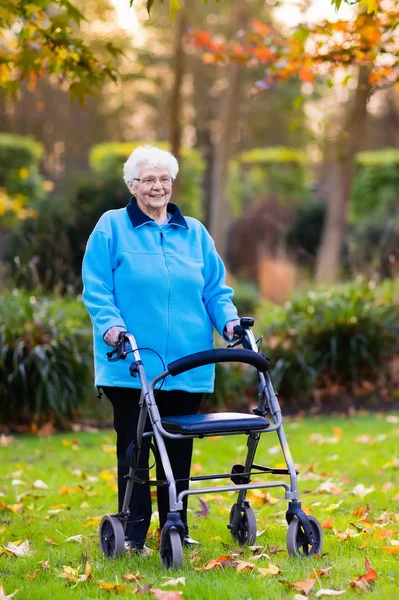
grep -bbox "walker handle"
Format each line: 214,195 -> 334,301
167,348 -> 270,377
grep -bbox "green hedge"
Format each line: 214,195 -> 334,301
89,141 -> 205,220
213,281 -> 399,411
228,146 -> 309,217
0,134 -> 45,222
0,290 -> 93,426
350,148 -> 399,224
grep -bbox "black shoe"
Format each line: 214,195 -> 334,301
183,535 -> 200,547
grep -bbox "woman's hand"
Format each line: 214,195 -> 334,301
104,326 -> 127,346
224,319 -> 241,340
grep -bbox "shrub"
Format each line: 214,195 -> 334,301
256,282 -> 399,410
345,221 -> 399,280
228,146 -> 309,217
0,133 -> 45,224
0,290 -> 93,427
350,148 -> 399,224
232,280 -> 260,316
286,202 -> 326,267
89,141 -> 205,220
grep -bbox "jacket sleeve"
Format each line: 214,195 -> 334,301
82,229 -> 126,338
202,242 -> 239,338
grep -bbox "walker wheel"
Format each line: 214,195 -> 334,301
160,527 -> 183,568
229,503 -> 257,546
99,515 -> 125,558
286,515 -> 323,557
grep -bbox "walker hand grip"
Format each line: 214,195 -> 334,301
167,349 -> 270,377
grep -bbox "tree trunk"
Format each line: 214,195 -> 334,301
208,3 -> 249,256
168,7 -> 187,203
315,65 -> 372,283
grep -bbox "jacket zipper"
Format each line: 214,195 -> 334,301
160,230 -> 171,378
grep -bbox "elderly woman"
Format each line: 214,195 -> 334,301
82,145 -> 239,552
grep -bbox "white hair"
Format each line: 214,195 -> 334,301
123,145 -> 179,187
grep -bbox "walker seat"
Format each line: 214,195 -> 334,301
161,412 -> 270,435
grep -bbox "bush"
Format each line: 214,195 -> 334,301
345,221 -> 399,280
232,280 -> 260,316
350,148 -> 399,224
0,290 -> 93,427
0,134 -> 45,224
286,202 -> 326,267
89,141 -> 205,220
228,146 -> 309,217
5,174 -> 129,292
256,282 -> 399,410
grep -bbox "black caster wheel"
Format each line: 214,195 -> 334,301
229,503 -> 257,546
160,527 -> 183,568
99,515 -> 125,558
286,515 -> 323,557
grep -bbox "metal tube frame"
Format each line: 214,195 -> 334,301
118,328 -> 299,531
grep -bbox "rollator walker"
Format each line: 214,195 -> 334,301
99,318 -> 323,567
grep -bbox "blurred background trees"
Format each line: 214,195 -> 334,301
1,0 -> 398,426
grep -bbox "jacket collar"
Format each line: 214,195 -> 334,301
126,197 -> 189,229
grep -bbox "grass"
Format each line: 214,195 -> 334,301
1,412 -> 399,599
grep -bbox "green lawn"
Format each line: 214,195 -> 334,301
1,413 -> 399,599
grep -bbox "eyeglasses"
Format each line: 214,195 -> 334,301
133,176 -> 172,187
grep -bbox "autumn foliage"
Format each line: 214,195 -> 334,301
188,2 -> 399,97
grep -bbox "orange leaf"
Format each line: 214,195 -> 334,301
321,517 -> 334,530
299,68 -> 314,83
381,546 -> 399,554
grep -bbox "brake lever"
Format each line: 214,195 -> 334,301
106,331 -> 129,361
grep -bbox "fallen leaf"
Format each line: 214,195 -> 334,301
96,582 -> 126,592
350,578 -> 370,591
26,570 -> 39,581
32,480 -> 48,490
66,535 -> 85,544
194,498 -> 209,517
123,571 -> 144,582
279,579 -> 315,595
4,540 -> 31,557
333,528 -> 361,542
151,590 -> 183,600
0,584 -> 18,599
350,558 -> 378,589
160,577 -> 185,587
380,546 -> 399,554
258,562 -> 282,576
309,567 -> 333,579
44,537 -> 58,545
267,545 -> 286,554
133,584 -> 154,595
7,503 -> 24,514
234,561 -> 255,573
352,505 -> 370,518
39,560 -> 50,569
352,484 -> 374,498
321,517 -> 334,530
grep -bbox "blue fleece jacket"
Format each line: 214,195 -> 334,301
82,200 -> 239,392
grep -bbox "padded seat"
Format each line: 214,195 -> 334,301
161,412 -> 270,435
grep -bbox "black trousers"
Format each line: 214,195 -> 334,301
103,386 -> 202,543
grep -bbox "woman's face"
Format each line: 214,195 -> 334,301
128,165 -> 172,214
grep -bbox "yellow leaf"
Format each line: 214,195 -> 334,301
169,0 -> 181,20
258,562 -> 282,576
359,0 -> 379,14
